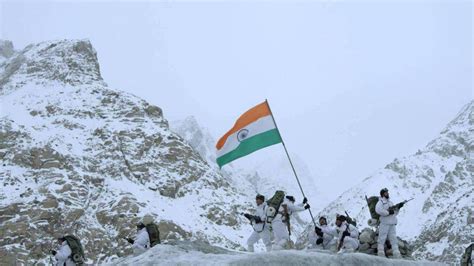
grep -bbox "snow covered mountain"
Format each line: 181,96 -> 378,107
171,116 -> 218,165
0,39 -> 256,264
1,38 -> 469,265
307,100 -> 473,264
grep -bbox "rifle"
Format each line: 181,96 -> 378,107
388,198 -> 414,212
337,224 -> 350,251
241,212 -> 262,224
344,211 -> 356,226
282,204 -> 291,236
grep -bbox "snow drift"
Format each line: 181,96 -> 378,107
108,240 -> 443,266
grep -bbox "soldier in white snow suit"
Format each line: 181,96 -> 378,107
375,188 -> 402,258
335,215 -> 359,253
244,194 -> 272,252
51,236 -> 75,266
308,216 -> 337,251
127,216 -> 152,255
272,195 -> 309,250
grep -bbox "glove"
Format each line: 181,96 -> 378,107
244,213 -> 252,220
398,202 -> 405,208
51,250 -> 57,256
316,238 -> 324,245
315,228 -> 323,237
388,209 -> 395,215
342,231 -> 350,237
127,237 -> 135,244
304,204 -> 310,210
302,197 -> 308,204
254,216 -> 263,224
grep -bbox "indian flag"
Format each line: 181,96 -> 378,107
216,101 -> 282,168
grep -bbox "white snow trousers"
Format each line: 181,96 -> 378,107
340,236 -> 359,252
247,228 -> 272,252
272,220 -> 290,250
378,223 -> 400,256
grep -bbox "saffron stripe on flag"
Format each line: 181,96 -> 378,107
216,115 -> 276,157
216,101 -> 271,150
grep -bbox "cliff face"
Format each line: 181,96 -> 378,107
0,39 -> 252,264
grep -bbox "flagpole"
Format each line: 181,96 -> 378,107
265,99 -> 318,229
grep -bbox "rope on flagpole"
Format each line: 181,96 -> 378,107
265,99 -> 318,229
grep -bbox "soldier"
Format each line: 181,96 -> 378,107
243,194 -> 272,252
50,235 -> 85,266
308,216 -> 337,251
126,215 -> 160,255
335,215 -> 359,253
272,196 -> 309,250
375,188 -> 402,258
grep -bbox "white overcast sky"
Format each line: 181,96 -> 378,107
1,1 -> 472,196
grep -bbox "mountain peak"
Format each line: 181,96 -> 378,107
426,100 -> 473,158
0,40 -> 15,59
0,39 -> 104,94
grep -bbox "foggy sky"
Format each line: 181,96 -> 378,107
1,1 -> 472,196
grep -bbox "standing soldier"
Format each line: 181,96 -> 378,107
243,194 -> 272,252
375,188 -> 402,258
272,195 -> 309,250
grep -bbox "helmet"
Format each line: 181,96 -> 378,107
256,194 -> 265,201
142,215 -> 154,225
380,188 -> 389,196
336,214 -> 346,222
319,216 -> 327,225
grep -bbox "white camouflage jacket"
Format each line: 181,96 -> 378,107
375,197 -> 398,225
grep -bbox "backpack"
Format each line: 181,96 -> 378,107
64,235 -> 85,265
265,190 -> 285,223
145,223 -> 161,247
366,196 -> 380,220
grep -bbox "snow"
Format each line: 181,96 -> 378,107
107,241 -> 443,266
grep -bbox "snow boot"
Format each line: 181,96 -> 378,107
392,250 -> 402,259
247,245 -> 254,252
265,244 -> 272,252
377,244 -> 385,257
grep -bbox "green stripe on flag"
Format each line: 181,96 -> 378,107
217,128 -> 282,168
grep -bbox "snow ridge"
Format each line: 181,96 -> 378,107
308,101 -> 473,264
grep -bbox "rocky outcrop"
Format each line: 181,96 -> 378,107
357,228 -> 411,258
0,39 -> 252,264
0,39 -> 103,92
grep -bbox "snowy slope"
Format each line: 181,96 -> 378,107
0,39 -> 255,264
304,101 -> 473,264
108,240 -> 443,266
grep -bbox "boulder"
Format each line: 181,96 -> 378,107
359,228 -> 376,244
357,227 -> 412,258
